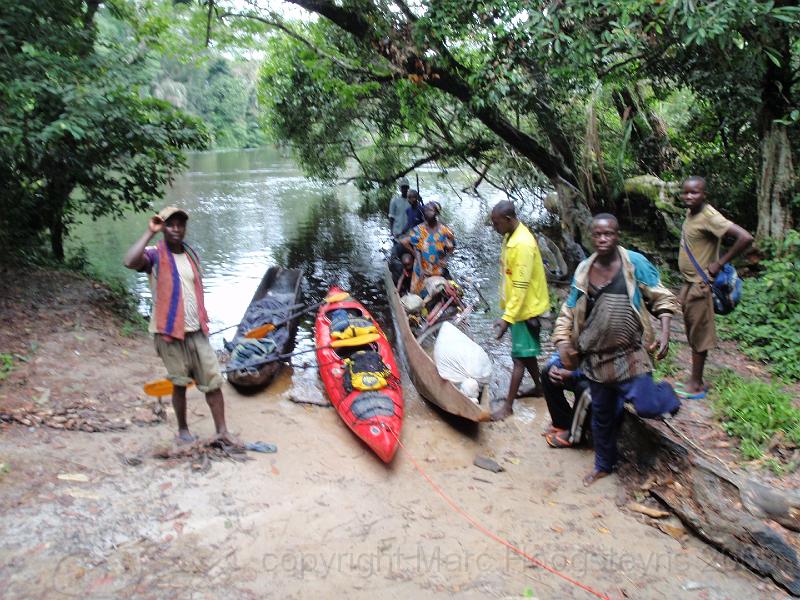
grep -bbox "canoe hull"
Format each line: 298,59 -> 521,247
227,266 -> 303,391
383,266 -> 490,422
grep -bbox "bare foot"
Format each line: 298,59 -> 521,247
491,402 -> 514,421
175,430 -> 197,445
583,469 -> 610,487
516,386 -> 543,399
213,431 -> 243,449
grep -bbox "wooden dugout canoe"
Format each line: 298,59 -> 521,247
383,265 -> 491,422
226,266 -> 303,391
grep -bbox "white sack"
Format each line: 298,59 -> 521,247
458,378 -> 480,404
433,322 -> 492,389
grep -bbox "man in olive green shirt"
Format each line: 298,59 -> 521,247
678,177 -> 752,397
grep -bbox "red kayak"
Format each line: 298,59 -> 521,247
315,287 -> 403,462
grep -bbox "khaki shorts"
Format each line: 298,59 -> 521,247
154,331 -> 223,393
679,282 -> 716,353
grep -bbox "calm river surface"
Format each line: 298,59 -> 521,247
69,147 -> 537,404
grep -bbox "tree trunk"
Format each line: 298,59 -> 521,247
43,169 -> 72,262
756,25 -> 795,243
756,121 -> 795,242
553,178 -> 594,267
50,215 -> 64,261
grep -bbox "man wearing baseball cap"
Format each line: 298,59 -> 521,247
124,206 -> 238,446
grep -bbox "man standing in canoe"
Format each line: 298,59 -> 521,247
402,189 -> 425,235
124,206 -> 238,445
388,176 -> 410,239
490,200 -> 550,421
388,177 -> 411,284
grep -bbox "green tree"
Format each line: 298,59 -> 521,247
212,0 -> 799,255
0,1 -> 208,260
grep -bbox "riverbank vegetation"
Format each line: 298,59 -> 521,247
3,1 -> 798,264
718,230 -> 800,381
1,2 -> 798,385
712,369 -> 800,472
0,1 -> 208,261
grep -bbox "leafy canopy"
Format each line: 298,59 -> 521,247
0,0 -> 208,258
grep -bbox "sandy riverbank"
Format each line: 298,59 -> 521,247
0,268 -> 782,599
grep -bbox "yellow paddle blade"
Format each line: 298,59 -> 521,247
244,323 -> 275,339
325,291 -> 350,303
143,379 -> 194,397
330,332 -> 381,348
242,292 -> 348,339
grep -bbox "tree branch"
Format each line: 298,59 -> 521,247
285,0 -> 578,186
219,11 -> 396,81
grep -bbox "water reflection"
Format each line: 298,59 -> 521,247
68,147 -> 541,405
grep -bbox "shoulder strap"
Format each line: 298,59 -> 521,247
681,228 -> 709,285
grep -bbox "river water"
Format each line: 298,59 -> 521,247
69,147 -> 541,406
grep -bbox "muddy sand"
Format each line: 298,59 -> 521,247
0,269 -> 786,599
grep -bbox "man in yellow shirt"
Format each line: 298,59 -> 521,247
490,201 -> 550,420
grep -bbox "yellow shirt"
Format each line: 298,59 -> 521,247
500,223 -> 549,323
679,204 -> 733,283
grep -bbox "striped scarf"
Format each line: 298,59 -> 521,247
153,240 -> 209,339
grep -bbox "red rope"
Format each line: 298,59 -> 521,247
384,425 -> 610,600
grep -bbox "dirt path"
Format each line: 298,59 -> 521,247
0,269 -> 786,599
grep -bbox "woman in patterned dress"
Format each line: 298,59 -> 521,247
399,202 -> 455,295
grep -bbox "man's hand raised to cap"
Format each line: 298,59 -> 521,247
148,216 -> 164,235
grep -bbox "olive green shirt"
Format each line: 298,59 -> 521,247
679,204 -> 733,283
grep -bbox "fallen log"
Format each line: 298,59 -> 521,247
618,410 -> 800,596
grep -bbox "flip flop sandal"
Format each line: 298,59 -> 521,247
545,429 -> 572,448
674,382 -> 710,392
541,425 -> 566,437
676,389 -> 707,400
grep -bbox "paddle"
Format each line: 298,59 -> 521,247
143,379 -> 194,397
463,277 -> 491,313
225,332 -> 381,373
242,291 -> 351,339
207,303 -> 306,337
420,296 -> 454,332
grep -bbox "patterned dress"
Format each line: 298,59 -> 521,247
407,223 -> 455,295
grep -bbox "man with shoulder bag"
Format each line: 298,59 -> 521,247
678,176 -> 753,399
